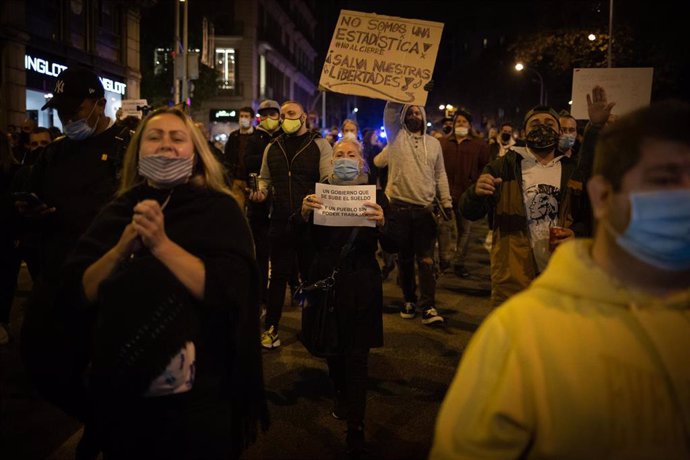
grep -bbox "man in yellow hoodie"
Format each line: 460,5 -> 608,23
430,99 -> 690,459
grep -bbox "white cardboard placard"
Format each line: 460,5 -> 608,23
571,67 -> 653,120
313,183 -> 376,228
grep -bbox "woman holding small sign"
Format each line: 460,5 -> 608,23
298,137 -> 386,456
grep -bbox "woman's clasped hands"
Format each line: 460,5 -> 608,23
114,199 -> 170,260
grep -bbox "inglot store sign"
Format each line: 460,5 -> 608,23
25,54 -> 127,96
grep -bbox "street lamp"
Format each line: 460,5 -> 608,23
515,62 -> 545,105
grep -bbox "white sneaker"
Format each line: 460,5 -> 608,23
261,326 -> 281,349
0,324 -> 9,345
400,302 -> 416,319
422,307 -> 445,326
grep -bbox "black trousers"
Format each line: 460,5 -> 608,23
386,203 -> 437,309
327,350 -> 370,427
248,215 -> 270,305
0,241 -> 19,323
265,220 -> 313,331
95,387 -> 238,460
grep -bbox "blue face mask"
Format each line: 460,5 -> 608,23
612,189 -> 690,271
333,158 -> 360,181
64,103 -> 98,141
558,134 -> 576,151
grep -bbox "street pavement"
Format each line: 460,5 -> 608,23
0,218 -> 493,460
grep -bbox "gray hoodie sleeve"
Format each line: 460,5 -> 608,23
315,138 -> 333,182
373,146 -> 389,168
384,101 -> 404,145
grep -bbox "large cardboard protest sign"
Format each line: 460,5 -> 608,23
319,10 -> 444,106
313,183 -> 377,228
570,68 -> 653,119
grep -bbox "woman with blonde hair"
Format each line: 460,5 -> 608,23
299,137 -> 386,455
62,107 -> 268,458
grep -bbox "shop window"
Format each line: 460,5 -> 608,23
216,48 -> 236,90
69,0 -> 87,50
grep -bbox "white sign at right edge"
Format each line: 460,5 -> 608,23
570,68 -> 653,120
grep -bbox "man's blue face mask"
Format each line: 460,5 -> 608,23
63,103 -> 98,141
611,189 -> 690,271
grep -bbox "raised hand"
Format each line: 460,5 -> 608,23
586,85 -> 616,126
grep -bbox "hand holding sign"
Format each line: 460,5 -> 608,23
313,183 -> 377,227
362,201 -> 385,227
302,194 -> 324,219
319,10 -> 443,106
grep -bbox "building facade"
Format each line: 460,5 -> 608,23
0,0 -> 142,131
195,0 -> 319,144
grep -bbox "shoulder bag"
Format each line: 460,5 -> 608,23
295,227 -> 359,358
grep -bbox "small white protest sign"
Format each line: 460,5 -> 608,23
319,10 -> 444,106
313,183 -> 376,228
571,68 -> 653,119
119,99 -> 149,119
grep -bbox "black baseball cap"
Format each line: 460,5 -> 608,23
41,67 -> 105,112
454,108 -> 473,124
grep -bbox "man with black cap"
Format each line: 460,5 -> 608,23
243,99 -> 283,314
459,105 -> 582,306
438,108 -> 489,277
18,67 -> 131,440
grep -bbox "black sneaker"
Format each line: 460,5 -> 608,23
422,307 -> 445,326
439,259 -> 451,273
454,265 -> 470,278
400,302 -> 416,319
346,424 -> 366,456
332,390 -> 347,420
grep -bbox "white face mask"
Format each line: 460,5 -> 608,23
342,132 -> 357,141
239,118 -> 251,129
138,155 -> 194,187
455,127 -> 469,137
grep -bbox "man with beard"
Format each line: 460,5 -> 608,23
249,100 -> 332,349
374,100 -> 452,325
459,106 -> 581,306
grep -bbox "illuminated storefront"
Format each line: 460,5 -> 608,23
24,51 -> 127,130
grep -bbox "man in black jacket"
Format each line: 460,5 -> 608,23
249,100 -> 332,349
243,99 -> 282,314
18,67 -> 131,452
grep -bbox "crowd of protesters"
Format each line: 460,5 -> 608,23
1,65 -> 689,459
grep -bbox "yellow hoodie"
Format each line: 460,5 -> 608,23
430,239 -> 690,460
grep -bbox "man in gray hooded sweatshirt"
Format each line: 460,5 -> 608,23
374,101 -> 452,325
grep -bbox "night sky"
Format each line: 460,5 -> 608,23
139,1 -> 688,132
319,0 -> 689,131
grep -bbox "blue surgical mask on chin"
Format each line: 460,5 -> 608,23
558,134 -> 576,151
333,158 -> 360,181
609,189 -> 690,271
64,104 -> 98,141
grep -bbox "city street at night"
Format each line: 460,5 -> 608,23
2,1 -> 689,458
